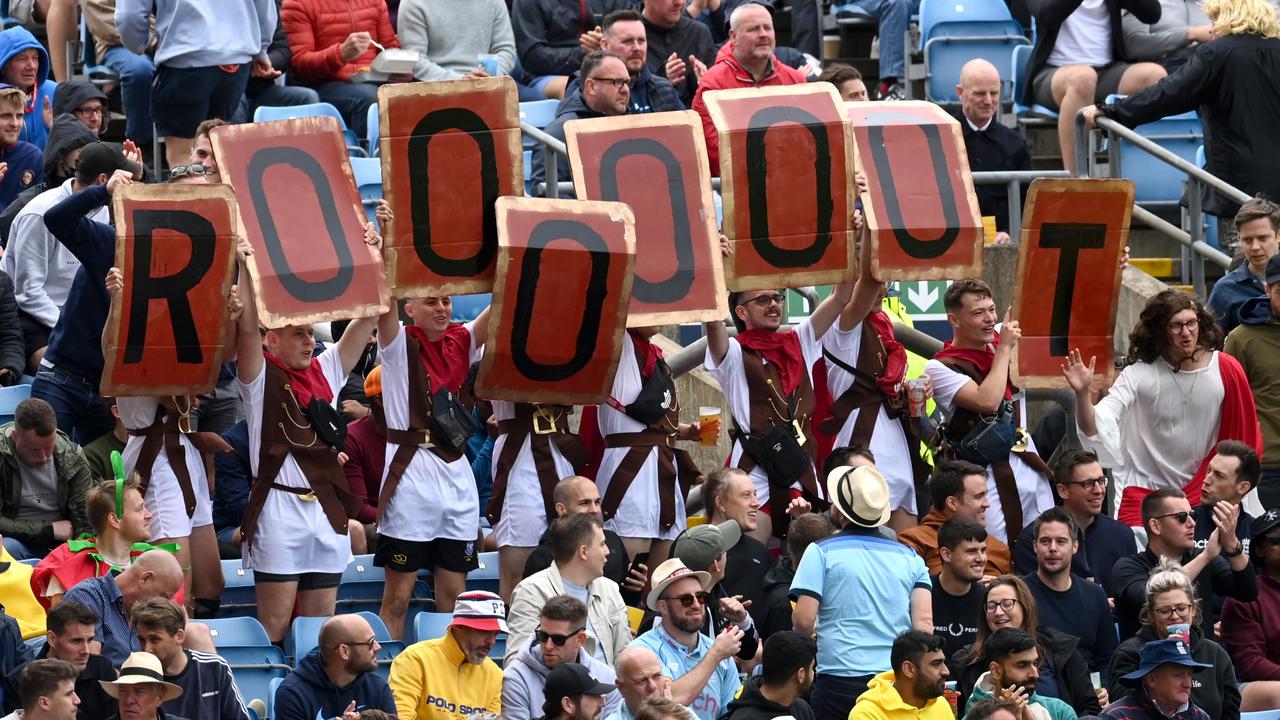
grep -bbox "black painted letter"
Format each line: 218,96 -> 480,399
1040,222 -> 1107,356
510,220 -> 609,381
745,107 -> 833,268
867,123 -> 960,259
124,209 -> 217,364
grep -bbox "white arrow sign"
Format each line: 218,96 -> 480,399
906,281 -> 940,312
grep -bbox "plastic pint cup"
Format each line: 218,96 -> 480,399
699,407 -> 721,446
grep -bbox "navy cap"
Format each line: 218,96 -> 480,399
542,663 -> 616,718
1265,255 -> 1280,286
1119,640 -> 1212,686
1253,508 -> 1280,541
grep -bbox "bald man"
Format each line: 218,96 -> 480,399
954,58 -> 1030,245
274,614 -> 397,720
61,550 -> 185,666
522,477 -> 645,598
608,647 -> 682,720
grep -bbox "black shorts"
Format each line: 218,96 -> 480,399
17,310 -> 47,367
151,64 -> 250,139
374,535 -> 479,574
253,570 -> 342,591
1031,61 -> 1133,110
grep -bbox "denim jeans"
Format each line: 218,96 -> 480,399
30,368 -> 114,445
316,81 -> 380,139
831,0 -> 921,79
101,46 -> 155,143
2,536 -> 33,561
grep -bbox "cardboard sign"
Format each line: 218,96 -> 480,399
211,117 -> 390,327
1012,178 -> 1135,389
847,101 -> 984,281
378,78 -> 522,298
703,85 -> 855,291
565,111 -> 726,326
101,184 -> 238,396
477,196 -> 636,404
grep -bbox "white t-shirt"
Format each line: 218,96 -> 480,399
377,327 -> 480,543
823,322 -> 918,514
490,399 -> 579,547
596,332 -> 687,541
705,320 -> 823,505
1048,0 -> 1113,67
1078,352 -> 1224,505
925,358 -> 1054,543
118,396 -> 212,539
239,349 -> 350,574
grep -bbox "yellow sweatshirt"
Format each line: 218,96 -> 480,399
389,629 -> 503,720
848,671 -> 956,720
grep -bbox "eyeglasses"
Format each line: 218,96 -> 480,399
169,164 -> 207,179
342,636 -> 378,649
589,76 -> 631,88
74,105 -> 104,117
1167,318 -> 1199,333
1063,476 -> 1108,491
740,293 -> 785,309
1153,603 -> 1194,619
535,627 -> 586,646
1154,511 -> 1194,525
984,598 -> 1019,614
661,591 -> 711,608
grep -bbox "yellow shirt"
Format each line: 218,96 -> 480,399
849,671 -> 955,720
389,629 -> 503,720
0,549 -> 45,639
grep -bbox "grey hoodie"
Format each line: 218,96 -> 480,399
501,639 -> 622,720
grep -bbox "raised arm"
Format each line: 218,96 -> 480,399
235,247 -> 264,384
951,308 -> 1020,415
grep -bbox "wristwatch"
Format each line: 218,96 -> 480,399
1222,541 -> 1244,558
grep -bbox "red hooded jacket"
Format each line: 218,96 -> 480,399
691,43 -> 806,173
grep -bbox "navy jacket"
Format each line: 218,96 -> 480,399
273,649 -> 396,720
0,141 -> 42,211
1208,264 -> 1266,335
41,183 -> 114,382
212,420 -> 251,532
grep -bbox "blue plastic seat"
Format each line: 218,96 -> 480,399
230,663 -> 290,715
206,617 -> 273,648
413,611 -> 453,643
337,556 -> 434,636
467,551 -> 499,594
367,103 -> 381,156
218,561 -> 257,619
519,99 -> 559,130
253,103 -> 368,157
349,157 -> 383,222
0,384 -> 31,426
1011,43 -> 1058,119
79,15 -> 119,87
1242,712 -> 1280,720
267,676 -> 285,720
1104,94 -> 1202,206
451,294 -> 492,322
287,616 -> 327,662
918,0 -> 1027,104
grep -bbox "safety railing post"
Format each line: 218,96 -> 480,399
1188,178 -> 1206,297
543,142 -> 559,199
1073,110 -> 1091,178
1007,179 -> 1021,236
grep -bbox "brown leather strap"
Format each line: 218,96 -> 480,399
128,403 -> 232,518
486,405 -> 587,526
599,430 -> 697,532
991,458 -> 1023,540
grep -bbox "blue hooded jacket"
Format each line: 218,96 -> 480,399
0,27 -> 57,151
273,648 -> 396,720
1237,294 -> 1275,327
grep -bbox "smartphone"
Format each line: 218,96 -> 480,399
630,552 -> 650,573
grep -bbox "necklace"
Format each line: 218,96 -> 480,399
1169,364 -> 1205,407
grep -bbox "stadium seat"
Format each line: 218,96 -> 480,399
467,551 -> 500,594
218,561 -> 258,619
451,294 -> 492,322
287,616 -> 327,663
349,157 -> 383,223
253,103 -> 368,157
78,15 -> 119,88
0,384 -> 31,426
367,103 -> 380,155
413,611 -> 454,643
206,617 -> 273,648
1011,43 -> 1058,120
919,0 -> 1028,103
337,556 -> 435,637
229,660 -> 289,718
1242,712 -> 1280,720
523,148 -> 534,196
519,99 -> 559,131
1104,94 -> 1202,206
267,676 -> 285,720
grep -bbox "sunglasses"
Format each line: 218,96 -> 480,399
1155,511 -> 1194,525
535,627 -> 585,646
661,591 -> 711,608
169,163 -> 207,179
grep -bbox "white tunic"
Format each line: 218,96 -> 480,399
491,400 -> 579,547
823,322 -> 918,514
239,349 -> 349,574
597,333 -> 687,541
1078,352 -> 1223,505
377,328 -> 480,543
705,319 -> 822,506
925,359 -> 1054,543
118,396 -> 213,540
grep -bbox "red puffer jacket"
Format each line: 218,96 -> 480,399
281,0 -> 399,84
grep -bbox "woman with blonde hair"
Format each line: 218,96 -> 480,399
1107,559 -> 1242,720
1083,0 -> 1280,231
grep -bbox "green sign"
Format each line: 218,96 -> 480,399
894,280 -> 950,320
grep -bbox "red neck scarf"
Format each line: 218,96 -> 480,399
933,333 -> 1013,401
628,329 -> 664,379
404,324 -> 472,393
264,353 -> 333,407
737,329 -> 805,396
864,311 -> 908,396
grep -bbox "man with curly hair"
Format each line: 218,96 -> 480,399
1062,289 -> 1262,527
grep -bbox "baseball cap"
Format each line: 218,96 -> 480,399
541,662 -> 616,718
76,141 -> 141,181
1265,255 -> 1280,286
1118,639 -> 1212,686
450,590 -> 509,633
672,520 -> 741,572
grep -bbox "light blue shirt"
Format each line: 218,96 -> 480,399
630,622 -> 741,720
115,0 -> 274,67
562,577 -> 607,663
790,527 -> 931,677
